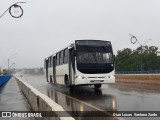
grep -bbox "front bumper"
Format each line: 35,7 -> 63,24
74,75 -> 115,85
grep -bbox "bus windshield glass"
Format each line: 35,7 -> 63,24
76,46 -> 114,64
75,40 -> 114,74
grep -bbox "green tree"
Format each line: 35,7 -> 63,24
115,46 -> 160,72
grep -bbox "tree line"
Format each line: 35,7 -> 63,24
115,46 -> 160,72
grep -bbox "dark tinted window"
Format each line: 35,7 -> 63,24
64,49 -> 68,64
60,51 -> 64,65
56,53 -> 60,66
50,57 -> 53,67
48,57 -> 50,67
64,49 -> 69,56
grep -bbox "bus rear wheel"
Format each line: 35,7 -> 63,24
94,84 -> 101,89
64,74 -> 69,87
69,85 -> 74,92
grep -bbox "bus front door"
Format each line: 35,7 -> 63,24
69,49 -> 75,85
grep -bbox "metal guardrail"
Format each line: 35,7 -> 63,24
115,70 -> 160,74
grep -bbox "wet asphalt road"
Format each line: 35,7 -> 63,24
21,74 -> 160,120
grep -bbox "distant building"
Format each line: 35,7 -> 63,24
0,67 -> 4,75
23,68 -> 44,75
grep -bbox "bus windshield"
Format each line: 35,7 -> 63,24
76,46 -> 114,64
76,45 -> 114,74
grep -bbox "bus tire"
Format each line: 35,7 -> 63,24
64,74 -> 69,87
69,85 -> 74,92
94,84 -> 101,89
50,75 -> 52,83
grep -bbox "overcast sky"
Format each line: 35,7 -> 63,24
0,0 -> 160,68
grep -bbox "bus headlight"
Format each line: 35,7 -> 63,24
75,76 -> 85,79
110,75 -> 115,78
106,75 -> 115,79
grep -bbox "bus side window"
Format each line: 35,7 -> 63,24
50,57 -> 53,67
48,57 -> 50,67
64,49 -> 68,64
56,53 -> 59,66
60,50 -> 64,65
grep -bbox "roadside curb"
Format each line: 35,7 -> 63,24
14,74 -> 75,120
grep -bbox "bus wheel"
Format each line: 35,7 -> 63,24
94,84 -> 101,89
64,74 -> 69,87
50,75 -> 52,83
69,85 -> 74,92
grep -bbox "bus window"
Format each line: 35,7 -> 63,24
64,49 -> 68,64
48,57 -> 50,67
50,57 -> 53,67
56,53 -> 60,66
60,50 -> 64,65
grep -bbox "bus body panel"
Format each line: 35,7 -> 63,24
45,64 -> 115,86
74,69 -> 115,85
74,56 -> 115,85
46,64 -> 69,85
55,64 -> 69,85
56,64 -> 69,76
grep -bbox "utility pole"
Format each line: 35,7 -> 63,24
0,2 -> 26,19
8,53 -> 17,70
129,34 -> 151,71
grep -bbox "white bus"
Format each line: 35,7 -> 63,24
44,40 -> 115,90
